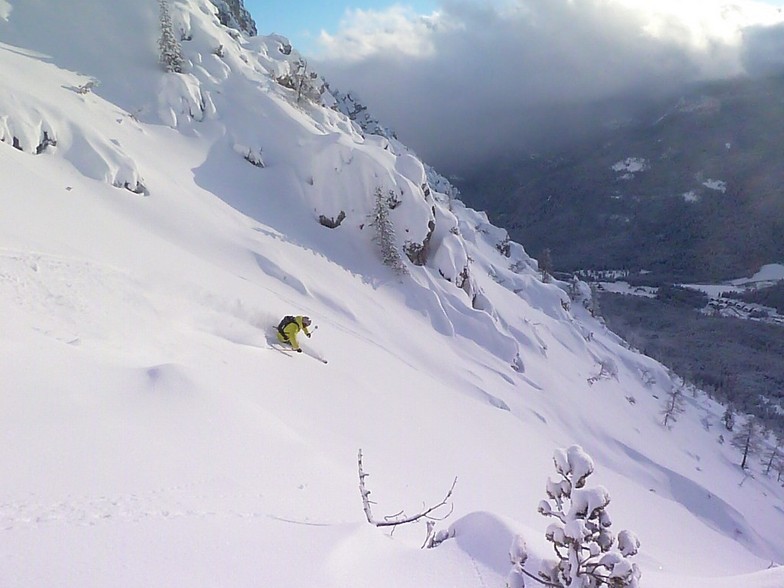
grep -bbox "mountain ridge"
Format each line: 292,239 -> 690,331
457,75 -> 784,282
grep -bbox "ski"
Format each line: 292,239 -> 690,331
268,343 -> 327,364
306,352 -> 328,364
269,345 -> 293,357
268,322 -> 326,363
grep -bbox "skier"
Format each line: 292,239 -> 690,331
276,315 -> 312,352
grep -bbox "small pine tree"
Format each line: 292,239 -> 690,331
369,187 -> 407,275
159,0 -> 185,73
508,445 -> 641,588
586,284 -> 602,318
731,417 -> 762,470
722,406 -> 735,431
567,276 -> 581,302
661,385 -> 685,429
538,248 -> 553,283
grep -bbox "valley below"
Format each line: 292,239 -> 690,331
589,264 -> 784,430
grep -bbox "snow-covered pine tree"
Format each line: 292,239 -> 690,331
722,406 -> 735,431
369,187 -> 407,275
159,0 -> 185,73
508,445 -> 641,588
731,417 -> 762,469
567,276 -> 581,302
585,284 -> 602,318
538,248 -> 553,283
661,385 -> 685,429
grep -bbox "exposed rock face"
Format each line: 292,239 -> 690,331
319,211 -> 346,229
210,0 -> 257,36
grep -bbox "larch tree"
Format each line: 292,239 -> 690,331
731,417 -> 762,470
661,385 -> 686,429
761,432 -> 783,476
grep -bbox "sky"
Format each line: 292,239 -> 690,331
242,1 -> 784,176
245,0 -> 438,52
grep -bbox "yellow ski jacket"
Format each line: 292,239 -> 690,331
276,315 -> 311,350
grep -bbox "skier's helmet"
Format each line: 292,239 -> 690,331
302,316 -> 312,327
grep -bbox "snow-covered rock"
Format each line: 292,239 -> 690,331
612,157 -> 649,175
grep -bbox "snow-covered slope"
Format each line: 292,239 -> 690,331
1,2 -> 782,587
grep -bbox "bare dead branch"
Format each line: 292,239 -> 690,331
424,502 -> 454,521
383,509 -> 405,522
357,449 -> 457,528
358,448 -> 375,525
421,520 -> 454,549
421,520 -> 437,549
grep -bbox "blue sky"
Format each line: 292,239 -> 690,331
243,1 -> 438,54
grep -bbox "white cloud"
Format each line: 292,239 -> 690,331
317,5 -> 455,62
314,0 -> 784,174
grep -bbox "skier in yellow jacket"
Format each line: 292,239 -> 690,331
276,315 -> 312,352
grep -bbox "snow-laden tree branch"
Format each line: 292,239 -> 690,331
275,58 -> 323,104
587,358 -> 618,385
507,445 -> 641,588
357,449 -> 456,535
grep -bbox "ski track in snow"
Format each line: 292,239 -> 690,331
0,488 -> 227,530
0,486 -> 342,531
0,250 -> 156,343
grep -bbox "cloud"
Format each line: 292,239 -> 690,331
317,5 -> 451,61
314,0 -> 784,175
742,22 -> 784,74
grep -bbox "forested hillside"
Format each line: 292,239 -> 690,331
458,75 -> 784,282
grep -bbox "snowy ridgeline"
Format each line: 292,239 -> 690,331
0,0 -> 554,370
1,1 -> 784,587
